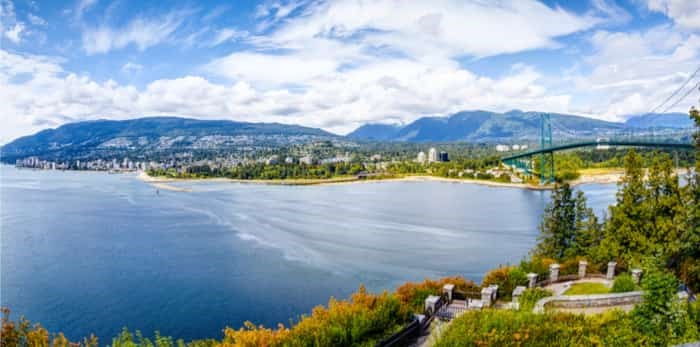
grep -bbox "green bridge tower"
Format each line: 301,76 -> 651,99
540,114 -> 554,184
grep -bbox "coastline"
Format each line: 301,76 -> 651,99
569,168 -> 690,187
136,170 -> 632,191
135,170 -> 550,190
137,167 -> 691,191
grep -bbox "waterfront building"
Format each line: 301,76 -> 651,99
300,156 -> 313,165
439,151 -> 449,162
417,151 -> 426,164
428,147 -> 438,163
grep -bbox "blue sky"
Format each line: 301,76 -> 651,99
1,0 -> 700,143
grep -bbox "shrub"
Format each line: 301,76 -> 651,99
611,274 -> 636,293
519,256 -> 556,282
633,267 -> 681,345
555,170 -> 580,182
481,265 -> 527,300
434,309 -> 644,347
395,276 -> 479,313
221,285 -> 405,347
1,308 -> 99,347
517,288 -> 552,312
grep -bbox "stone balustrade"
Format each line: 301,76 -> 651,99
578,260 -> 588,278
532,291 -> 643,313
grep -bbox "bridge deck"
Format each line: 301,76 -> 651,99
502,140 -> 693,161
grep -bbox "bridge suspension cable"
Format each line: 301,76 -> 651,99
648,64 -> 700,114
659,80 -> 700,114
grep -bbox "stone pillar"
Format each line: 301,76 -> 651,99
607,262 -> 617,280
512,286 -> 526,310
425,295 -> 440,314
549,263 -> 560,283
527,273 -> 538,288
631,269 -> 642,284
481,287 -> 493,307
489,284 -> 499,302
578,260 -> 588,278
443,283 -> 455,303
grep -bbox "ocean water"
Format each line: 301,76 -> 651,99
0,166 -> 617,341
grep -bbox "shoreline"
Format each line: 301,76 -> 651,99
136,170 -> 637,191
5,165 -> 669,191
5,165 -> 665,191
135,171 -> 550,190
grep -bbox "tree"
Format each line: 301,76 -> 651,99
570,190 -> 602,257
681,107 -> 700,290
536,183 -> 577,260
604,149 -> 652,262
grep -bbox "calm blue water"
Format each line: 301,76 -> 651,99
0,166 -> 617,341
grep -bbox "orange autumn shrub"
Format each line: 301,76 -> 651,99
219,322 -> 290,347
519,256 -> 556,280
0,308 -> 98,347
481,266 -> 527,300
396,276 -> 479,313
218,285 -> 404,347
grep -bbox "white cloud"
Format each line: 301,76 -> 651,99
208,28 -> 248,46
0,48 -> 574,143
205,52 -> 341,85
121,62 -> 143,74
27,13 -> 47,26
4,22 -> 23,43
253,0 -> 600,59
1,0 -> 23,44
81,11 -> 186,54
75,0 -> 98,19
572,25 -> 700,120
646,0 -> 700,30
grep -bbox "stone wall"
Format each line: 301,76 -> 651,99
533,291 -> 643,313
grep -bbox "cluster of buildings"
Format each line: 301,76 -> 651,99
495,144 -> 529,152
262,152 -> 352,166
416,147 -> 449,164
16,156 -> 155,171
14,151 -> 383,173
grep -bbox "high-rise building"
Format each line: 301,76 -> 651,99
417,151 -> 426,164
439,151 -> 449,162
428,147 -> 438,163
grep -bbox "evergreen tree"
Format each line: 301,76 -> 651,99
536,183 -> 577,260
570,190 -> 602,258
681,107 -> 700,290
605,149 -> 652,262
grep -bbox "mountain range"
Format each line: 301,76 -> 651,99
348,110 -> 691,142
0,117 -> 338,162
1,111 -> 692,162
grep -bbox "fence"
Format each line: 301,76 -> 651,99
374,295 -> 447,347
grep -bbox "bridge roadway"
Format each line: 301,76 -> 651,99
501,140 -> 694,162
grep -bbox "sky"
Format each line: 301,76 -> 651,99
1,0 -> 700,143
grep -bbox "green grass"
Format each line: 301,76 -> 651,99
563,282 -> 610,295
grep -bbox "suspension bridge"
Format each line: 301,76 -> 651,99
501,113 -> 695,184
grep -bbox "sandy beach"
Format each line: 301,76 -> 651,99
136,167 -> 692,192
136,171 -> 576,191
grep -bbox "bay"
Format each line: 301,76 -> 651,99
0,166 -> 617,341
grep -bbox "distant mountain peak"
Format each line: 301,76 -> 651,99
348,110 -> 626,142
